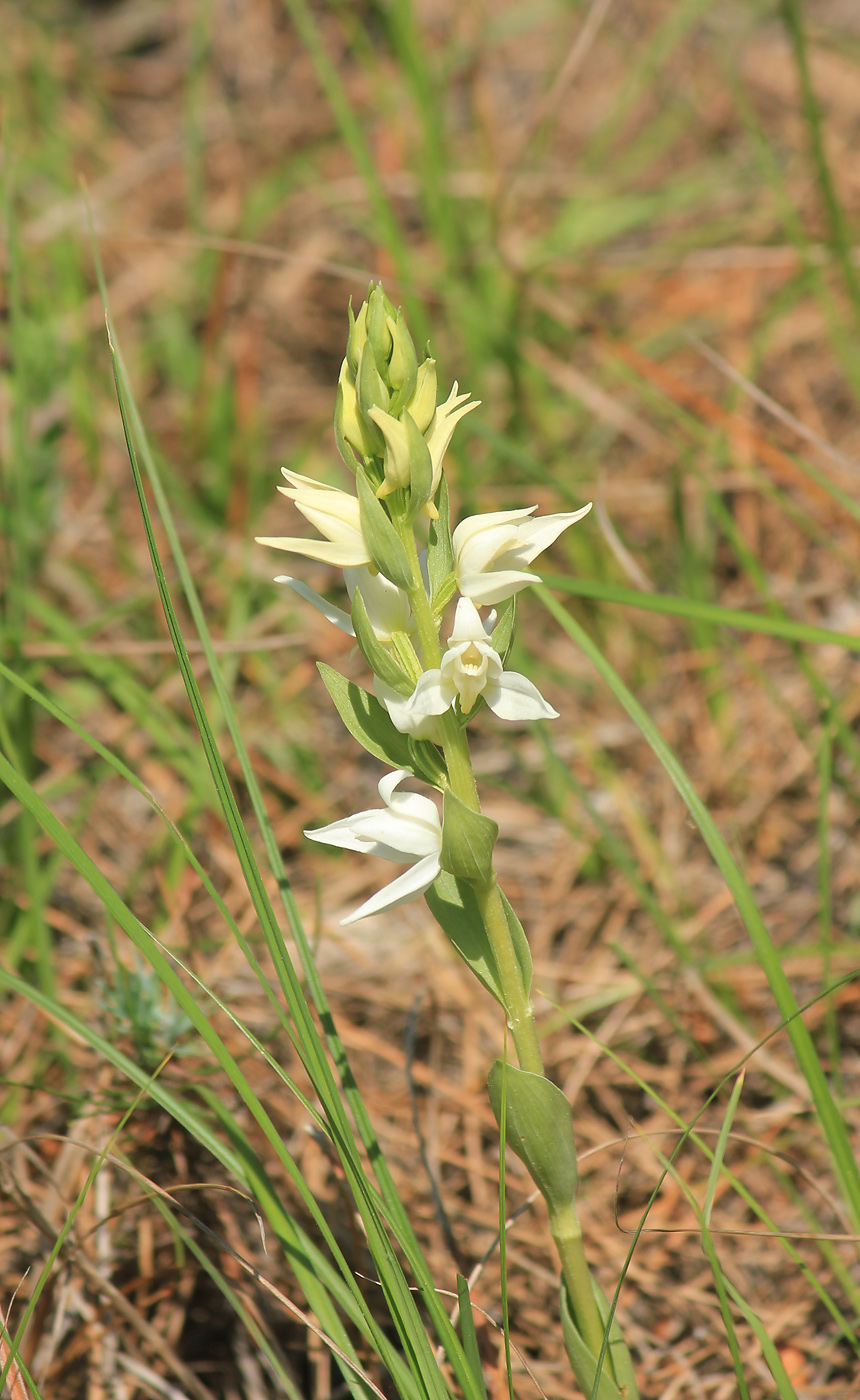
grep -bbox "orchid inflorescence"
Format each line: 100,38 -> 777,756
257,286 -> 639,1398
257,284 -> 591,927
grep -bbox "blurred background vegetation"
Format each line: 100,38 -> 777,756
3,0 -> 860,1396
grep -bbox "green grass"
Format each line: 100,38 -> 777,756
3,2 -> 860,1396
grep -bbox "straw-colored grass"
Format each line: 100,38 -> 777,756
2,1 -> 860,1396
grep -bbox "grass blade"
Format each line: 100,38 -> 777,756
535,582 -> 860,1231
541,574 -> 860,653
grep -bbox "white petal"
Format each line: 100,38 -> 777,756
453,519 -> 523,576
485,671 -> 559,721
452,507 -> 536,556
345,567 -> 412,642
304,810 -> 389,855
377,768 -> 410,806
386,799 -> 442,852
375,679 -> 443,739
426,398 -> 480,457
256,535 -> 371,568
448,596 -> 489,643
274,577 -> 354,635
514,504 -> 593,564
280,468 -> 347,495
306,808 -> 433,864
406,670 -> 455,717
340,854 -> 441,925
456,566 -> 539,606
289,495 -> 363,539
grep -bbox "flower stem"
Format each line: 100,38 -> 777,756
397,522 -> 480,811
550,1202 -> 615,1377
394,515 -> 616,1387
475,877 -> 543,1076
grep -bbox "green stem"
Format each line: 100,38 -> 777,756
396,517 -> 541,1069
550,1203 -> 616,1380
396,520 -> 480,810
476,878 -> 543,1076
394,513 -> 617,1380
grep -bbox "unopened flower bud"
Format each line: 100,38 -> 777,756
406,358 -> 437,434
366,285 -> 393,372
368,407 -> 411,494
368,409 -> 432,514
335,359 -> 369,460
356,343 -> 390,457
386,310 -> 418,393
346,299 -> 368,377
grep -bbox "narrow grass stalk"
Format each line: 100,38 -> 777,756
780,0 -> 860,334
100,320 -> 483,1397
536,582 -> 860,1232
541,574 -> 860,653
553,1003 -> 860,1367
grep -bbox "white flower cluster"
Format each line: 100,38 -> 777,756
256,287 -> 591,922
258,485 -> 590,729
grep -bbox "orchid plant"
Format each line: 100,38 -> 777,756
258,286 -> 638,1399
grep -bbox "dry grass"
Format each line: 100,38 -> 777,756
3,1 -> 860,1396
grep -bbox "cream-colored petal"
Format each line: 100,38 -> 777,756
339,853 -> 441,925
485,671 -> 559,721
274,576 -> 354,635
256,534 -> 371,567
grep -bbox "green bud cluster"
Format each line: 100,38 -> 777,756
335,284 -> 440,524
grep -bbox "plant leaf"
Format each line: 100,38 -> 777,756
487,1063 -> 578,1212
318,664 -> 414,769
428,474 -> 454,596
355,466 -> 413,589
425,872 -> 532,1005
351,588 -> 413,695
440,789 -> 498,882
455,1276 -> 488,1400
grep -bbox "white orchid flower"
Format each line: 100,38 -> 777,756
453,503 -> 593,606
273,565 -> 413,646
406,597 -> 559,722
425,382 -> 481,496
305,770 -> 442,925
374,677 -> 443,741
256,468 -> 371,569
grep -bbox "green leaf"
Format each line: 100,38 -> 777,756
722,1277 -> 799,1399
440,789 -> 498,882
318,664 -> 414,770
387,308 -> 419,414
355,467 -> 414,589
455,1276 -> 488,1400
356,342 -> 388,455
428,474 -> 454,598
559,1281 -> 626,1400
425,872 -> 531,1005
490,595 -> 517,666
351,588 -> 413,695
487,1063 -> 577,1212
366,285 -> 392,375
407,736 -> 448,789
403,411 -> 434,520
